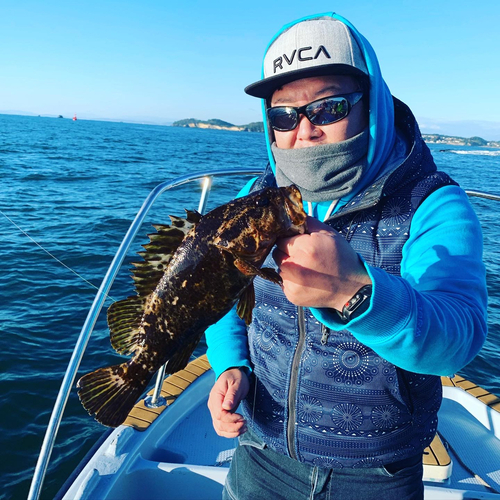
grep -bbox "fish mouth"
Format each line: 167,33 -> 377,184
281,185 -> 307,234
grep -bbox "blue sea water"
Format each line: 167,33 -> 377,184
0,113 -> 499,499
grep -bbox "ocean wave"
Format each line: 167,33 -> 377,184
442,149 -> 500,156
21,173 -> 51,181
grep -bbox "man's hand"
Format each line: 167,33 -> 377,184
208,367 -> 250,438
273,216 -> 371,310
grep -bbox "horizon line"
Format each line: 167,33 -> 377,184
1,111 -> 499,142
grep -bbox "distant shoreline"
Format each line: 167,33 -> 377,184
2,112 -> 499,147
173,118 -> 500,147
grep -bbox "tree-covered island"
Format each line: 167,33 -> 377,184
172,118 -> 264,132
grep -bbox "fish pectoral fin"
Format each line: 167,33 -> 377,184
237,284 -> 255,325
258,267 -> 283,285
216,245 -> 283,285
107,295 -> 147,355
232,256 -> 260,276
232,256 -> 283,285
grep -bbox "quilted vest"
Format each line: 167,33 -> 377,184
240,99 -> 458,468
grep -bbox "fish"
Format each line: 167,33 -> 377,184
77,185 -> 307,427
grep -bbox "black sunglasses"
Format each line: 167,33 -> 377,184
267,92 -> 364,132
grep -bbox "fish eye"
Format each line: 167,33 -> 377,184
256,197 -> 270,207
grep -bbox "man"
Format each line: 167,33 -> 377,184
206,13 -> 487,500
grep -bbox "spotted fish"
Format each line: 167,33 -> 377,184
77,185 -> 307,427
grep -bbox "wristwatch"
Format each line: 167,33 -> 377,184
337,285 -> 372,323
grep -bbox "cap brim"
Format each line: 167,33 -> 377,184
244,64 -> 367,99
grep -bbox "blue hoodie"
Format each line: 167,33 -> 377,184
205,13 -> 487,379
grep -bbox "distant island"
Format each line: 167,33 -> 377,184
172,119 -> 499,147
172,118 -> 264,133
422,134 -> 500,148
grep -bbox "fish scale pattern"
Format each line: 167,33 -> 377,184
241,100 -> 458,467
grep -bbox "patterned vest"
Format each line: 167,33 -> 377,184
240,99 -> 458,467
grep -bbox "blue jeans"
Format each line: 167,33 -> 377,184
222,431 -> 423,500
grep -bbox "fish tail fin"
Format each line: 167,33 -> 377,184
77,361 -> 153,427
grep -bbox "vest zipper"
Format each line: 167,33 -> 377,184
287,305 -> 306,461
320,324 -> 330,345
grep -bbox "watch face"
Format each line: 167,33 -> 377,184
342,285 -> 372,322
348,294 -> 363,310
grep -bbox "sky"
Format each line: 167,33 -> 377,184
1,0 -> 500,139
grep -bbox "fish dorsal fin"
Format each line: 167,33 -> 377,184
109,211 -> 201,354
108,211 -> 200,355
107,295 -> 147,355
184,209 -> 202,224
130,212 -> 199,297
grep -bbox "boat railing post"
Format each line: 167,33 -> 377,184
198,176 -> 213,214
145,362 -> 168,408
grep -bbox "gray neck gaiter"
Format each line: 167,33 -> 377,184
272,128 -> 369,202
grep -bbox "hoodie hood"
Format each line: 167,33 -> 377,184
250,13 -> 396,206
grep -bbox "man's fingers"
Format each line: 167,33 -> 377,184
207,368 -> 250,438
215,420 -> 248,438
212,409 -> 247,437
207,389 -> 225,416
218,409 -> 246,424
305,215 -> 333,233
275,236 -> 294,254
222,388 -> 240,411
272,246 -> 288,267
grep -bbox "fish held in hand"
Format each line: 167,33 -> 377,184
77,185 -> 307,427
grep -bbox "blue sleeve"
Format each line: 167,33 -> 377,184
205,307 -> 252,379
204,177 -> 259,378
311,185 -> 488,376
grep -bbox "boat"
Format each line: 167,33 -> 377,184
28,170 -> 500,500
73,114 -> 77,121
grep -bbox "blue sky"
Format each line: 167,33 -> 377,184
1,1 -> 499,139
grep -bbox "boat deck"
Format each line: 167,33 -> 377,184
60,356 -> 500,499
123,356 -> 213,431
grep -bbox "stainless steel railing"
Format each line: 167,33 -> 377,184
27,168 -> 263,500
465,190 -> 500,201
28,169 -> 500,500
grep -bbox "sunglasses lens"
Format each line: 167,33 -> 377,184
307,97 -> 349,126
268,94 -> 359,131
268,107 -> 298,131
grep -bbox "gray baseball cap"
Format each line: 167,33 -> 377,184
245,17 -> 368,99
